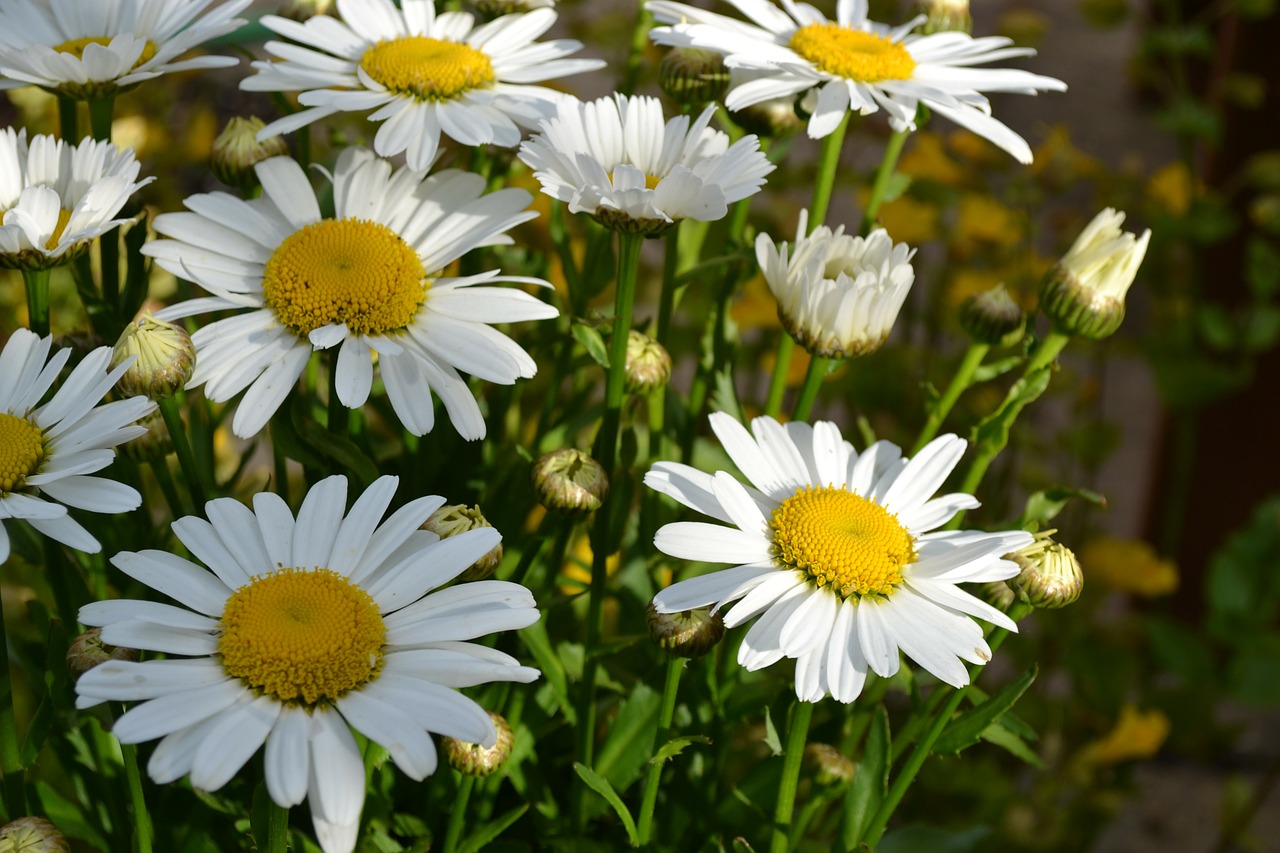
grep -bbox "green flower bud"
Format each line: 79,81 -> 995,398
0,817 -> 69,853
119,409 -> 173,463
111,314 -> 194,400
442,711 -> 513,777
917,0 -> 972,34
1039,208 -> 1150,339
1006,531 -> 1084,609
659,48 -> 730,108
803,743 -> 855,786
210,117 -> 289,190
959,283 -> 1025,347
625,330 -> 672,395
531,449 -> 609,513
66,627 -> 139,680
424,504 -> 503,581
646,603 -> 725,658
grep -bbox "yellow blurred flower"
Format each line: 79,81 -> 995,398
1078,705 -> 1171,767
954,194 -> 1023,249
945,268 -> 1003,309
899,132 -> 969,187
948,129 -> 1009,170
1030,126 -> 1102,185
878,195 -> 940,244
730,272 -> 782,331
1148,161 -> 1194,217
1081,537 -> 1179,596
560,532 -> 621,595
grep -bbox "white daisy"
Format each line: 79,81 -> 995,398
756,208 -> 914,358
518,93 -> 774,235
75,474 -> 541,853
647,413 -> 1034,703
241,0 -> 605,171
0,0 -> 251,100
0,128 -> 152,270
145,147 -> 557,440
0,329 -> 154,563
647,0 -> 1067,163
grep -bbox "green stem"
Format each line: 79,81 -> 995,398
21,268 -> 51,338
622,4 -> 653,96
87,96 -> 114,141
87,97 -> 119,321
763,335 -> 796,419
792,356 -> 833,422
442,775 -> 476,853
656,228 -> 680,347
809,113 -> 850,230
636,657 -> 686,846
912,343 -> 990,455
115,705 -> 153,853
57,97 -> 78,141
771,701 -> 815,853
265,800 -> 290,853
0,586 -> 29,817
148,459 -> 185,522
861,129 -> 909,235
157,396 -> 207,512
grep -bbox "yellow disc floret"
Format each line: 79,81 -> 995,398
770,486 -> 915,599
218,568 -> 386,705
0,412 -> 45,494
54,36 -> 158,68
45,208 -> 72,251
360,36 -> 496,101
788,24 -> 916,83
261,217 -> 427,337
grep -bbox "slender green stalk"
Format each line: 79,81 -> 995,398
21,267 -> 51,337
0,587 -> 29,817
792,356 -> 833,422
860,129 -> 909,235
87,97 -> 120,319
636,658 -> 686,845
115,705 -> 153,853
272,443 -> 292,506
622,5 -> 653,95
809,113 -> 850,231
148,459 -> 186,521
771,701 -> 815,853
265,800 -> 290,853
912,343 -> 991,454
157,396 -> 207,511
442,775 -> 476,853
763,335 -> 796,419
656,228 -> 680,347
57,96 -> 78,141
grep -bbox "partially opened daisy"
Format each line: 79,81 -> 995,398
0,0 -> 251,100
145,147 -> 556,440
242,0 -> 604,171
0,329 -> 154,563
647,413 -> 1033,702
757,208 -> 914,358
518,93 -> 774,235
647,0 -> 1067,163
0,128 -> 152,270
75,474 -> 541,853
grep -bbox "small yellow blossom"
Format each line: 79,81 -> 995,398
953,194 -> 1023,249
1147,161 -> 1194,217
899,132 -> 969,187
1077,705 -> 1171,767
1081,537 -> 1179,596
878,195 -> 940,244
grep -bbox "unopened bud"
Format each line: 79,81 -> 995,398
210,117 -> 289,190
66,627 -> 139,680
423,504 -> 503,581
959,284 -> 1025,347
804,743 -> 855,786
0,817 -> 69,853
111,314 -> 194,400
918,0 -> 972,34
119,409 -> 173,462
1006,531 -> 1084,609
659,48 -> 730,108
442,711 -> 513,776
646,603 -> 725,658
1040,208 -> 1150,339
977,579 -> 1016,611
531,449 -> 609,513
625,331 -> 672,395
471,0 -> 553,17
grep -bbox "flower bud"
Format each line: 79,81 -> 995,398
423,504 -> 503,581
119,409 -> 173,463
0,817 -> 69,853
111,314 -> 195,400
442,711 -> 513,776
1006,531 -> 1084,609
66,627 -> 139,680
210,117 -> 289,190
278,0 -> 334,19
659,48 -> 730,108
976,579 -> 1016,611
531,449 -> 609,513
624,330 -> 672,395
917,0 -> 972,34
472,0 -> 554,17
646,603 -> 725,658
731,97 -> 805,138
1039,208 -> 1150,339
959,283 -> 1025,347
803,743 -> 855,786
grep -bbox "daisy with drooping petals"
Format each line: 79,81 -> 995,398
75,474 -> 541,853
0,128 -> 152,270
241,0 -> 604,171
647,413 -> 1033,702
145,147 -> 557,440
757,208 -> 915,359
518,94 -> 774,235
0,0 -> 251,100
0,329 -> 154,563
647,0 -> 1067,163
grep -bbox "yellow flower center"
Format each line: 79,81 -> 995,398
0,413 -> 45,493
359,36 -> 496,101
45,208 -> 72,251
609,171 -> 663,190
54,36 -> 158,68
788,24 -> 916,83
260,217 -> 427,337
770,486 -> 915,599
218,568 -> 386,705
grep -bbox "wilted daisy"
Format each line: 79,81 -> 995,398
757,209 -> 914,358
75,474 -> 541,853
0,129 -> 152,270
647,0 -> 1067,163
242,0 -> 604,170
0,329 -> 153,563
519,94 -> 774,235
647,413 -> 1033,702
146,147 -> 556,440
0,0 -> 251,100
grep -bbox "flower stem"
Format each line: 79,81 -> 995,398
810,113 -> 850,231
763,335 -> 796,419
265,800 -> 290,853
115,704 -> 153,853
912,342 -> 991,455
861,129 -> 909,235
792,356 -> 833,422
442,775 -> 476,853
21,267 -> 51,338
57,96 -> 79,141
157,395 -> 207,512
656,228 -> 680,347
636,657 -> 686,845
0,586 -> 29,817
770,700 -> 815,853
87,96 -> 120,320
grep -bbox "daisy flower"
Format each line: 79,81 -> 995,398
647,413 -> 1033,703
0,128 -> 152,270
145,147 -> 557,440
241,0 -> 605,171
0,329 -> 154,563
518,94 -> 774,235
0,0 -> 251,100
647,0 -> 1067,163
75,474 -> 541,853
756,208 -> 914,358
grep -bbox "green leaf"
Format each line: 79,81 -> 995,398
1145,25 -> 1215,57
1146,616 -> 1216,686
731,839 -> 758,853
572,322 -> 610,368
711,366 -> 744,423
1017,486 -> 1107,528
1228,632 -> 1280,706
979,721 -> 1045,767
572,763 -> 639,845
969,365 -> 1052,456
933,666 -> 1038,755
1241,306 -> 1280,352
652,735 -> 712,765
35,781 -> 111,850
881,172 -> 912,204
762,706 -> 783,756
879,824 -> 990,853
519,619 -> 575,724
457,804 -> 530,853
295,415 -> 379,487
1196,304 -> 1237,351
595,681 -> 661,791
842,705 -> 889,848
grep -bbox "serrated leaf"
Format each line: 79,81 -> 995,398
971,355 -> 1024,383
519,619 -> 575,724
933,666 -> 1037,755
573,763 -> 638,845
763,707 -> 783,755
296,415 -> 379,486
652,735 -> 712,764
969,365 -> 1052,455
1017,486 -> 1107,528
457,804 -> 529,853
842,705 -> 889,848
711,366 -> 743,422
572,322 -> 610,368
35,781 -> 111,850
979,721 -> 1045,767
595,681 -> 661,791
